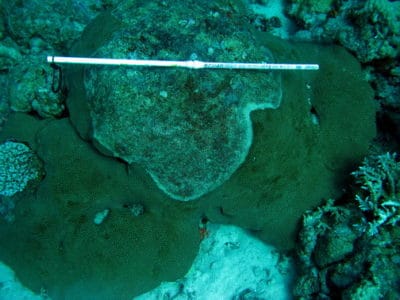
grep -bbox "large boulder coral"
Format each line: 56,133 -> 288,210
75,0 -> 282,201
66,0 -> 376,247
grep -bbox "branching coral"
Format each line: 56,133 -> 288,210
352,153 -> 400,236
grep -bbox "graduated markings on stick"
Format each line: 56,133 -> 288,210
47,56 -> 319,71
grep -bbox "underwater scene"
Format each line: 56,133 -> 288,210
0,0 -> 399,299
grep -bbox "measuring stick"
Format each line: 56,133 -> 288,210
47,56 -> 319,71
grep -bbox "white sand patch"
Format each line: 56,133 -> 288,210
134,223 -> 294,300
0,262 -> 48,300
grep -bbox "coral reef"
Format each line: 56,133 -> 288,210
67,10 -> 376,247
0,0 -> 386,298
0,33 -> 377,296
294,153 -> 400,299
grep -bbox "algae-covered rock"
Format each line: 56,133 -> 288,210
314,224 -> 357,267
82,0 -> 282,201
8,56 -> 65,117
342,279 -> 382,300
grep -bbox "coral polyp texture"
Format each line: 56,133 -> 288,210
0,141 -> 42,197
82,1 -> 282,200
